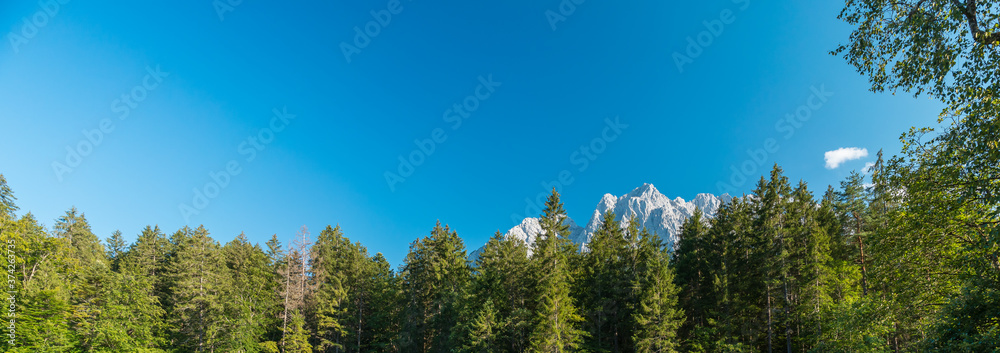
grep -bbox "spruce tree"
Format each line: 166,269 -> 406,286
53,207 -> 108,351
400,221 -> 470,353
466,299 -> 501,353
220,232 -> 281,352
90,262 -> 165,351
3,212 -> 77,352
311,225 -> 372,353
633,229 -> 683,353
460,231 -> 533,353
284,310 -> 313,353
529,189 -> 586,353
168,225 -> 229,352
105,230 -> 126,271
581,210 -> 634,352
673,208 -> 722,352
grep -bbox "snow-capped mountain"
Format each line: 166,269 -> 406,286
582,183 -> 731,249
472,184 -> 731,258
501,216 -> 587,252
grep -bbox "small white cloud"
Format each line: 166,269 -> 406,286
824,147 -> 868,169
861,161 -> 876,173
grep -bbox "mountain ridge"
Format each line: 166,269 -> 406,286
472,184 -> 731,258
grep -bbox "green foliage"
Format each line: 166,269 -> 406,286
633,230 -> 684,353
167,226 -> 229,352
581,210 -> 636,352
528,189 -> 587,353
219,232 -> 280,352
400,221 -> 471,353
283,310 -> 313,353
465,298 -> 501,353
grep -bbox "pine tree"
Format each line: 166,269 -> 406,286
400,221 -> 471,353
262,234 -> 286,348
219,232 -> 281,352
367,252 -> 402,352
0,174 -> 17,220
465,299 -> 501,353
90,262 -> 166,352
311,224 -> 373,353
3,212 -> 77,352
633,229 -> 683,353
53,207 -> 108,350
284,310 -> 313,353
581,210 -> 634,352
835,171 -> 871,297
105,230 -> 126,271
168,225 -> 229,352
529,189 -> 586,353
460,231 -> 533,353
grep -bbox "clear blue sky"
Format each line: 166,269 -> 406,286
1,0 -> 943,266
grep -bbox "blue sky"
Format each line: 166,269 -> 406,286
1,0 -> 944,266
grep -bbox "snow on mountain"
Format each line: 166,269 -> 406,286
471,184 -> 731,259
493,216 -> 586,256
581,183 -> 731,250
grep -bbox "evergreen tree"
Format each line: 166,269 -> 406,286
3,212 -> 76,352
220,232 -> 281,352
105,230 -> 126,271
673,208 -> 717,352
263,234 -> 287,348
53,207 -> 108,350
633,229 -> 683,353
367,253 -> 403,352
284,310 -> 313,353
90,263 -> 166,352
465,299 -> 501,353
528,189 -> 586,353
310,224 -> 378,353
459,231 -> 533,353
0,174 -> 17,220
400,221 -> 470,353
168,225 -> 229,352
581,210 -> 635,352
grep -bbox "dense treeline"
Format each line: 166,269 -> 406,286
1,145 -> 997,352
0,181 -> 687,352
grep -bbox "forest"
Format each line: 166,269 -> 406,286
2,0 -> 999,352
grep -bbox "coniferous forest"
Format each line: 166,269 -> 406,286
2,0 -> 999,352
